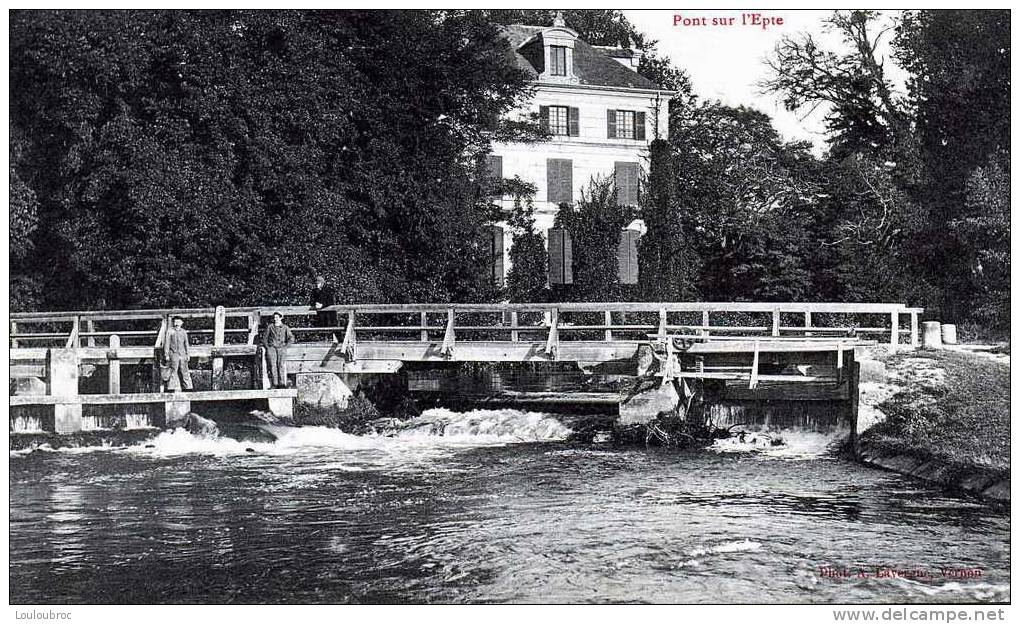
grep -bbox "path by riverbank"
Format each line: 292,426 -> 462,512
856,346 -> 1010,503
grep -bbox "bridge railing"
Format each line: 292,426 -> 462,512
11,302 -> 925,352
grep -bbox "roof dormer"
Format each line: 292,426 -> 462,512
539,12 -> 579,84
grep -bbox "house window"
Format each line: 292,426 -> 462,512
607,110 -> 647,140
615,111 -> 635,139
550,46 -> 568,76
540,106 -> 579,137
547,159 -> 573,204
548,106 -> 569,135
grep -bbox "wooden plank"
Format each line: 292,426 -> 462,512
701,311 -> 709,338
257,346 -> 271,390
657,308 -> 667,341
604,310 -> 613,342
10,388 -> 297,407
687,341 -> 861,354
108,334 -> 121,394
545,307 -> 559,357
749,341 -> 760,389
723,381 -> 848,401
10,365 -> 47,378
11,321 -> 18,348
673,372 -> 833,382
510,310 -> 519,342
771,310 -> 780,337
889,311 -> 898,351
10,302 -> 916,323
836,344 -> 844,384
288,341 -> 643,363
10,348 -> 49,360
86,319 -> 96,347
66,316 -> 80,349
910,312 -> 919,349
441,308 -> 456,356
420,311 -> 428,342
212,306 -> 226,390
340,310 -> 357,360
247,311 -> 260,345
155,317 -> 168,348
287,360 -> 403,375
804,311 -> 812,338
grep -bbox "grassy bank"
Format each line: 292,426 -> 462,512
862,349 -> 1009,471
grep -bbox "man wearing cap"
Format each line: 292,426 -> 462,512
165,315 -> 193,392
262,312 -> 296,389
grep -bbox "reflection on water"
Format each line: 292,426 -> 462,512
8,409 -> 1011,604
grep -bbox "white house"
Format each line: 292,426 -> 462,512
486,15 -> 675,286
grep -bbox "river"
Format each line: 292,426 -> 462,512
8,408 -> 1010,604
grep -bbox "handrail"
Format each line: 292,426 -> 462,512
11,302 -> 925,352
10,301 -> 922,322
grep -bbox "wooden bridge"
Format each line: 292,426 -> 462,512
9,301 -> 923,433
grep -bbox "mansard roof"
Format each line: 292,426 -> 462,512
500,24 -> 665,91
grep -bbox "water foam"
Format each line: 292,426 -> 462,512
388,408 -> 572,443
689,539 -> 763,557
11,408 -> 573,460
710,427 -> 846,460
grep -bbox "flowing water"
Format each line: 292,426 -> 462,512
9,408 -> 1010,604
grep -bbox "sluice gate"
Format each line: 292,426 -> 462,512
9,302 -> 922,436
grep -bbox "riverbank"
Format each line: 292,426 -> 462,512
856,346 -> 1010,503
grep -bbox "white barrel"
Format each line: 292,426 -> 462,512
922,321 -> 943,349
941,323 -> 958,345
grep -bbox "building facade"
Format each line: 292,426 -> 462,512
487,17 -> 674,285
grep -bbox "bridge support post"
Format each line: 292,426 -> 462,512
164,399 -> 191,428
267,396 -> 294,419
212,305 -> 226,390
49,348 -> 82,433
108,334 -> 121,394
889,311 -> 898,352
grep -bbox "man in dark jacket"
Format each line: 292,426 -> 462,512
263,312 -> 296,388
309,274 -> 337,328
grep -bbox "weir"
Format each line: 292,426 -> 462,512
9,302 -> 922,436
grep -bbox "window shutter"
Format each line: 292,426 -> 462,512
618,229 -> 639,284
614,162 -> 639,206
486,155 -> 503,180
635,112 -> 646,140
548,228 -> 573,285
568,107 -> 580,136
547,159 -> 573,204
540,106 -> 550,133
489,225 -> 505,287
607,110 -> 617,139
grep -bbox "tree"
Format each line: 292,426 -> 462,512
10,10 -> 537,310
762,10 -> 912,163
894,9 -> 1010,322
671,104 -> 821,301
951,153 -> 1010,333
554,177 -> 631,302
637,139 -> 698,301
504,179 -> 549,303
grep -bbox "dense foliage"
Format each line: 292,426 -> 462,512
553,178 -> 632,302
10,10 -> 1008,335
10,10 -> 536,310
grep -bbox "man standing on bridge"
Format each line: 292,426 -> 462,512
263,312 -> 296,389
309,273 -> 337,328
166,316 -> 193,392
